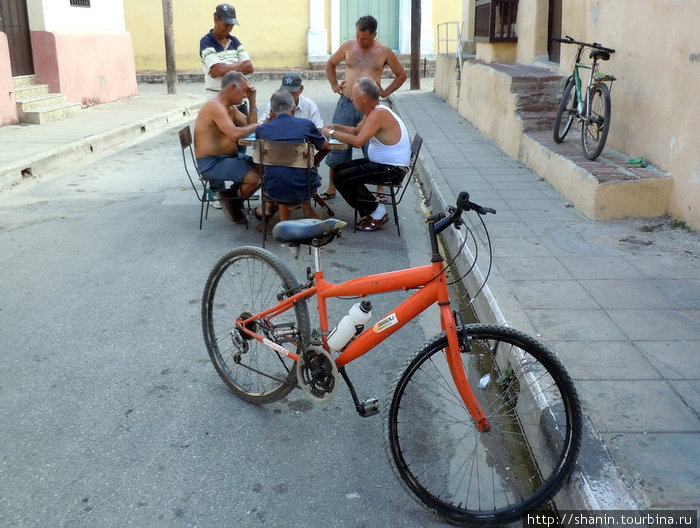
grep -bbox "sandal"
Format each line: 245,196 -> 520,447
320,191 -> 336,200
377,195 -> 388,204
356,214 -> 389,232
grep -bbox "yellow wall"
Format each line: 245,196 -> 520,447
125,0 -> 312,71
433,0 -> 463,54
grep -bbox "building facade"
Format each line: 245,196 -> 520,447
124,0 -> 461,71
434,0 -> 699,230
0,0 -> 137,125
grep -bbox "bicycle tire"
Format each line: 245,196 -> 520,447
581,83 -> 611,160
385,324 -> 582,526
202,246 -> 310,404
553,78 -> 576,143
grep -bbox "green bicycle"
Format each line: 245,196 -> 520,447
552,36 -> 616,160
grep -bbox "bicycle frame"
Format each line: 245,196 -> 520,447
567,43 -> 615,119
236,248 -> 491,431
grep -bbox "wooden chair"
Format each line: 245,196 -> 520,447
353,133 -> 423,236
254,139 -> 319,247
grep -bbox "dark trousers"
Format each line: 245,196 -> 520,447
333,159 -> 407,217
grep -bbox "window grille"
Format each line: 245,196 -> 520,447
70,0 -> 91,7
474,0 -> 518,43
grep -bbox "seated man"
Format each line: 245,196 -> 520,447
194,71 -> 260,224
259,72 -> 323,129
321,77 -> 410,231
255,90 -> 329,220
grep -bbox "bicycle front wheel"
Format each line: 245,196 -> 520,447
385,324 -> 581,526
202,246 -> 310,404
553,78 -> 576,143
581,83 -> 611,160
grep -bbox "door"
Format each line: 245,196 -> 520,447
547,0 -> 562,63
340,0 -> 399,51
0,0 -> 34,75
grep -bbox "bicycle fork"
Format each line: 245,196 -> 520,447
440,303 -> 491,432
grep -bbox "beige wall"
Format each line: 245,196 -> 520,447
559,1 -> 699,228
450,0 -> 700,229
125,0 -> 313,71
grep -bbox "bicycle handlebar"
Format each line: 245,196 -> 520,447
431,191 -> 496,236
551,35 -> 615,54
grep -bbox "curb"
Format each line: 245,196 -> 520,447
0,100 -> 203,192
391,93 -> 643,514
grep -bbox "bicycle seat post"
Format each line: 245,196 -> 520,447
312,245 -> 323,274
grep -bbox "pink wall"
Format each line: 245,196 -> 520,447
31,31 -> 137,106
0,32 -> 19,125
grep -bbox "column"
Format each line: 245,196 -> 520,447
307,0 -> 329,62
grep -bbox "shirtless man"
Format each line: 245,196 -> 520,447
194,71 -> 260,223
322,15 -> 407,198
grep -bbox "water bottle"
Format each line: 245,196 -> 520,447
327,300 -> 372,352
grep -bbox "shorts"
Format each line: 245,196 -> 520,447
196,153 -> 255,186
324,95 -> 366,168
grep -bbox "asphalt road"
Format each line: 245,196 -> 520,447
0,83 -> 452,527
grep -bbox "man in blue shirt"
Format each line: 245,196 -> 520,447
255,90 -> 329,220
200,4 -> 253,92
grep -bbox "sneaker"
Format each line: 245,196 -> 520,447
211,191 -> 223,209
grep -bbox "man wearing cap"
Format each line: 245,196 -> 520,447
200,4 -> 253,92
259,72 -> 323,129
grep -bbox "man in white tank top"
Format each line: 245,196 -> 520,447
321,77 -> 411,231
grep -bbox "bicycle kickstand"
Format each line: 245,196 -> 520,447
339,367 -> 379,417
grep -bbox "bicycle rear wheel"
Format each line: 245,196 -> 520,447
553,78 -> 576,143
581,83 -> 611,160
202,246 -> 310,404
385,324 -> 581,526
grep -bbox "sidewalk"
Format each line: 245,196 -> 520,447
392,90 -> 700,512
1,79 -> 697,514
0,87 -> 206,191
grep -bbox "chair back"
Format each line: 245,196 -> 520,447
254,139 -> 313,169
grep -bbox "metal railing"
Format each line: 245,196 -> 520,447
436,21 -> 464,76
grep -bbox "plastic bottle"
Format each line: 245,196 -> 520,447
326,300 -> 372,352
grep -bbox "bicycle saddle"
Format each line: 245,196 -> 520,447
590,49 -> 610,61
272,218 -> 347,246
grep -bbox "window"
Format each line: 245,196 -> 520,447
70,0 -> 91,7
474,0 -> 518,43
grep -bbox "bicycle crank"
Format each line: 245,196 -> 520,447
296,346 -> 338,403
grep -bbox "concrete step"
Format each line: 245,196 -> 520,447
12,74 -> 38,89
523,129 -> 673,219
17,93 -> 69,112
20,102 -> 82,124
14,83 -> 51,101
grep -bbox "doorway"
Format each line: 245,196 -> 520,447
547,0 -> 562,63
340,0 -> 400,51
0,0 -> 34,75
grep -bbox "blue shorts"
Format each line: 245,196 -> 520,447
324,96 -> 367,168
196,154 -> 255,187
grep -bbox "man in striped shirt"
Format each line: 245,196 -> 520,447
200,4 -> 253,92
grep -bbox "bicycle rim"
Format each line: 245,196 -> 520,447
202,246 -> 310,404
385,324 -> 581,525
581,83 -> 611,160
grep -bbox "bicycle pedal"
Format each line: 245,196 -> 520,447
358,397 -> 379,417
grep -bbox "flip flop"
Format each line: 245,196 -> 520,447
320,192 -> 336,200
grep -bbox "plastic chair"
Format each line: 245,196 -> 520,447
353,133 -> 423,236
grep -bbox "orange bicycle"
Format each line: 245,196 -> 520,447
202,192 -> 582,525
